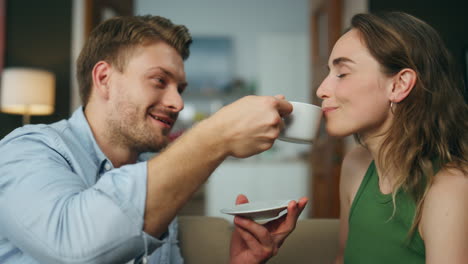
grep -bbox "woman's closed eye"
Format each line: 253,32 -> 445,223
336,73 -> 348,78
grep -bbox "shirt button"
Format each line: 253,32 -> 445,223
104,162 -> 112,171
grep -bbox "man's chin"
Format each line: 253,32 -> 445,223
147,138 -> 170,153
131,137 -> 168,154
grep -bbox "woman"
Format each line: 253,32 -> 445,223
317,12 -> 467,263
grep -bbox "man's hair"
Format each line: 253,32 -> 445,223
76,15 -> 192,106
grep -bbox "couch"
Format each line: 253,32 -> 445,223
178,216 -> 340,264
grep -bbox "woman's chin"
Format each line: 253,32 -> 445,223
326,125 -> 353,138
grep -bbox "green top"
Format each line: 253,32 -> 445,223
344,161 -> 425,263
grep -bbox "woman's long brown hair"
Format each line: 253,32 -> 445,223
351,12 -> 467,236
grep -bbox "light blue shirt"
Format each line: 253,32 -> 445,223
0,108 -> 183,264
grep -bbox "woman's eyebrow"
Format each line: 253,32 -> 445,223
332,57 -> 356,66
326,57 -> 356,71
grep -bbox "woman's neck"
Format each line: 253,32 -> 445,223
360,133 -> 395,194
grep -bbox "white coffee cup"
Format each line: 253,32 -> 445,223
278,101 -> 322,144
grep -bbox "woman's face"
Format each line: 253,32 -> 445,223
316,29 -> 394,139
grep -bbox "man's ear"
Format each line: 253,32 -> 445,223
390,68 -> 417,103
91,61 -> 112,100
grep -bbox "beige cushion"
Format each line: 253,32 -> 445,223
178,216 -> 339,264
270,218 -> 340,264
178,216 -> 232,264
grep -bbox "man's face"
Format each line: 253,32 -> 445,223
105,42 -> 187,153
316,29 -> 393,139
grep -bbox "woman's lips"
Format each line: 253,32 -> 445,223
322,106 -> 338,114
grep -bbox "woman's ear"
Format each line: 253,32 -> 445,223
390,68 -> 417,103
91,61 -> 112,100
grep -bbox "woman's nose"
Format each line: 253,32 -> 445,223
316,76 -> 330,100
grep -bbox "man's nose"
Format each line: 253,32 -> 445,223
163,87 -> 184,112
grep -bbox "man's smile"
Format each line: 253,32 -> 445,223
149,113 -> 175,128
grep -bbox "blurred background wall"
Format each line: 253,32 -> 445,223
0,0 -> 71,137
369,0 -> 468,101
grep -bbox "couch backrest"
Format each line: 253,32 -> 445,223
270,218 -> 340,264
178,216 -> 231,264
178,216 -> 340,264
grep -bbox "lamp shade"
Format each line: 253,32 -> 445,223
1,67 -> 56,116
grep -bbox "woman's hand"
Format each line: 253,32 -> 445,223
229,194 -> 308,264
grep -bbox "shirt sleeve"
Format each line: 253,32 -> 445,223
147,219 -> 184,264
0,130 -> 173,263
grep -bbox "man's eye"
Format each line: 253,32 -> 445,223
153,78 -> 166,87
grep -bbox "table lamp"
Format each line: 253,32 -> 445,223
1,67 -> 56,124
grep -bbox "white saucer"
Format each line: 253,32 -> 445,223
220,200 -> 291,221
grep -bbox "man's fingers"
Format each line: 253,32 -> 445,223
235,194 -> 249,205
234,223 -> 276,260
278,118 -> 285,132
283,201 -> 300,228
234,223 -> 264,251
297,197 -> 309,215
234,216 -> 274,247
282,197 -> 309,231
289,197 -> 309,218
274,98 -> 293,117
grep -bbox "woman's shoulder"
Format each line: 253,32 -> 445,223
424,166 -> 468,207
429,164 -> 468,194
340,145 -> 373,204
421,165 -> 468,223
420,164 -> 468,250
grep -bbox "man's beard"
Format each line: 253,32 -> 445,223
106,104 -> 171,154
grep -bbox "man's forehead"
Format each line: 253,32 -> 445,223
126,43 -> 185,74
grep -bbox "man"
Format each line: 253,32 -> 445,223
0,15 -> 307,263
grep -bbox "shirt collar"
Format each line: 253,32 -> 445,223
68,107 -> 113,170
